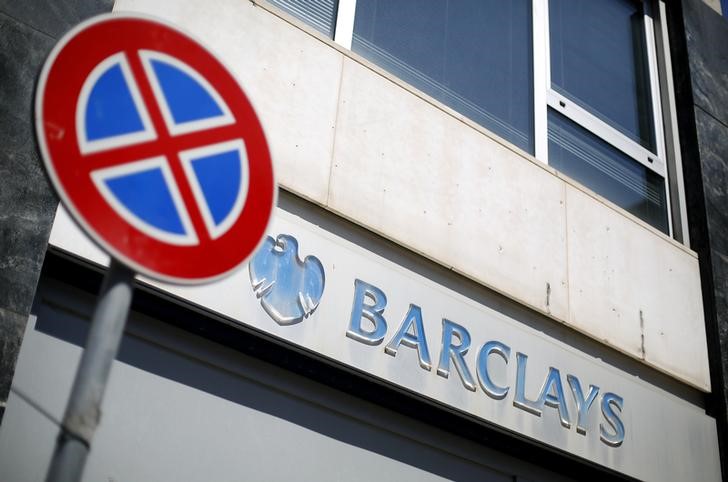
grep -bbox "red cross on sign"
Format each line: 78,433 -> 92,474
36,14 -> 276,284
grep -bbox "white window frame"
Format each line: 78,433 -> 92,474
533,0 -> 676,237
331,0 -> 687,241
334,0 -> 357,49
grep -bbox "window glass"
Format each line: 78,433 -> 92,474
548,109 -> 667,232
550,0 -> 655,151
268,0 -> 338,38
352,0 -> 534,153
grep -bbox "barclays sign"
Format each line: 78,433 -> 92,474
249,234 -> 624,448
346,279 -> 625,447
48,204 -> 723,481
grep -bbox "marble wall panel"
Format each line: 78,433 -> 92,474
684,0 -> 728,127
0,0 -> 112,38
0,0 -> 113,422
695,107 -> 728,257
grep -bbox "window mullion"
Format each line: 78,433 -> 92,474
533,0 -> 550,163
547,90 -> 666,177
643,1 -> 667,165
333,0 -> 357,49
655,0 -> 690,244
643,0 -> 673,237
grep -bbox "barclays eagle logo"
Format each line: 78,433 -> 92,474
249,234 -> 325,325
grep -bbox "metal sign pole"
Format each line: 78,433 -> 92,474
46,259 -> 135,482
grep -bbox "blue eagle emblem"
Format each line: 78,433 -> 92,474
249,234 -> 325,325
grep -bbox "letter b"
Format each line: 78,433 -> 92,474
346,279 -> 388,345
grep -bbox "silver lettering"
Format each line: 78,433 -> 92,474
346,279 -> 387,345
513,352 -> 542,416
384,304 -> 432,371
436,319 -> 476,392
537,368 -> 571,429
476,341 -> 511,400
567,375 -> 599,435
600,392 -> 625,447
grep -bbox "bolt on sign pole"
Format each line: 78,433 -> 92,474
35,13 -> 275,482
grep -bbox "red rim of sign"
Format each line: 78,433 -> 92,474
35,13 -> 276,285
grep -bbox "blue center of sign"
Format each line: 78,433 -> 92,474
104,167 -> 187,235
86,63 -> 145,140
149,59 -> 224,124
82,51 -> 246,245
190,150 -> 241,226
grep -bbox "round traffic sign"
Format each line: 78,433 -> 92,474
35,13 -> 276,284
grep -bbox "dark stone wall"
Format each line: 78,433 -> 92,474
0,0 -> 113,423
669,0 -> 728,478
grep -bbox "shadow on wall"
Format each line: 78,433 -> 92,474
31,279 -> 521,482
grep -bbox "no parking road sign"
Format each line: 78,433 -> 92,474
36,14 -> 276,481
36,13 -> 275,284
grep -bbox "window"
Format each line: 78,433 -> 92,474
268,0 -> 679,236
549,0 -> 655,150
267,0 -> 339,38
544,0 -> 669,233
351,0 -> 533,153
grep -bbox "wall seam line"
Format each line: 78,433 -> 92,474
325,56 -> 346,206
0,10 -> 55,40
695,103 -> 728,131
563,182 -> 571,327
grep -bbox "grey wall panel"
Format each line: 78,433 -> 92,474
0,279 -> 571,482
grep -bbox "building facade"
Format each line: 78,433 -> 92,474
0,0 -> 726,480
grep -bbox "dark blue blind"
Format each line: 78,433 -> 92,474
268,0 -> 338,38
548,109 -> 667,233
550,0 -> 655,151
351,0 -> 534,154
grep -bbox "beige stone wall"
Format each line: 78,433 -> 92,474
104,0 -> 711,390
